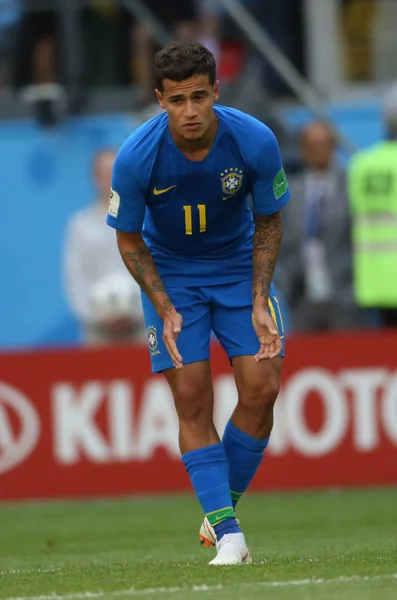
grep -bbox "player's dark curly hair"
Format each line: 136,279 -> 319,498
154,43 -> 216,92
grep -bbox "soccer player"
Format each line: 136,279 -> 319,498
107,43 -> 290,565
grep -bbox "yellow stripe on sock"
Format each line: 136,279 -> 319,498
206,506 -> 233,517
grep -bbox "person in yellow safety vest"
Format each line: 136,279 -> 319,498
347,83 -> 397,328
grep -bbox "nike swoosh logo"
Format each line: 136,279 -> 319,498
153,185 -> 176,196
242,551 -> 251,563
214,515 -> 222,522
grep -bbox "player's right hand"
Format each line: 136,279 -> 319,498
162,311 -> 183,369
252,308 -> 282,361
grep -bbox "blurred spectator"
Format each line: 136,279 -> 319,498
13,0 -> 59,88
275,121 -> 362,333
81,0 -> 133,87
11,0 -> 66,124
196,0 -> 221,65
0,0 -> 21,89
347,84 -> 397,327
13,0 -> 129,89
132,0 -> 198,106
208,0 -> 304,97
255,0 -> 304,96
340,0 -> 376,81
0,0 -> 21,52
64,149 -> 145,346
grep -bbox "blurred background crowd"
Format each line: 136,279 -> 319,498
1,0 -> 397,349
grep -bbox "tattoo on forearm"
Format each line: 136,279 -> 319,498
162,298 -> 173,313
253,211 -> 282,304
117,235 -> 174,317
125,247 -> 149,287
124,247 -> 166,293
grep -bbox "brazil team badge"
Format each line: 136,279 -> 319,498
147,326 -> 160,355
220,168 -> 244,199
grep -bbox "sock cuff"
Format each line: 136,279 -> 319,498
206,506 -> 235,527
223,420 -> 270,452
182,443 -> 227,470
231,490 -> 244,502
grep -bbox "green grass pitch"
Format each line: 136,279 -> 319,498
1,488 -> 397,600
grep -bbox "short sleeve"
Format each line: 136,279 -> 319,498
106,150 -> 147,232
251,129 -> 290,215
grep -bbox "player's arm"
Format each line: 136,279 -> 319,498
116,231 -> 183,367
106,152 -> 183,368
251,128 -> 290,361
252,210 -> 283,311
116,230 -> 173,320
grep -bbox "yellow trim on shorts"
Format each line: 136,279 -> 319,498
268,297 -> 278,326
269,295 -> 285,336
273,295 -> 285,334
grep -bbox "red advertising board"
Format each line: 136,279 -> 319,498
0,331 -> 397,501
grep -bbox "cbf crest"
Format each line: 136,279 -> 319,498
147,325 -> 160,356
221,168 -> 244,200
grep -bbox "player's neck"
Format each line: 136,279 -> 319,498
170,114 -> 218,161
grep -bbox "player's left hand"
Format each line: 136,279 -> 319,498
252,308 -> 282,361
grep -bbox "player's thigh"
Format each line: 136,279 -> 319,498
141,286 -> 212,373
211,280 -> 285,359
163,360 -> 214,423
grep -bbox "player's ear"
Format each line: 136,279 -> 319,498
155,89 -> 165,109
213,81 -> 220,102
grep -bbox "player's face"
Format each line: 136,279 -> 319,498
156,75 -> 219,142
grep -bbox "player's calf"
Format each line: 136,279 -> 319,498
233,357 -> 282,439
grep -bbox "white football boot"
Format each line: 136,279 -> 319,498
199,516 -> 242,548
208,532 -> 252,565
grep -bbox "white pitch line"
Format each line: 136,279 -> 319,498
2,573 -> 397,600
0,569 -> 62,577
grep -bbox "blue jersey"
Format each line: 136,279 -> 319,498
107,105 -> 290,287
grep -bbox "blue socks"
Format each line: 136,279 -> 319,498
182,443 -> 240,540
223,420 -> 269,508
182,426 -> 269,540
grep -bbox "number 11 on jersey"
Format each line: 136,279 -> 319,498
183,204 -> 207,235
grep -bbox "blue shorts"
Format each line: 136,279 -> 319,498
141,280 -> 285,373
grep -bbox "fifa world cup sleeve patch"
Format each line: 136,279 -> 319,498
273,168 -> 288,200
108,189 -> 120,217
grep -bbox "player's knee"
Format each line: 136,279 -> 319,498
239,377 -> 280,418
173,381 -> 213,428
